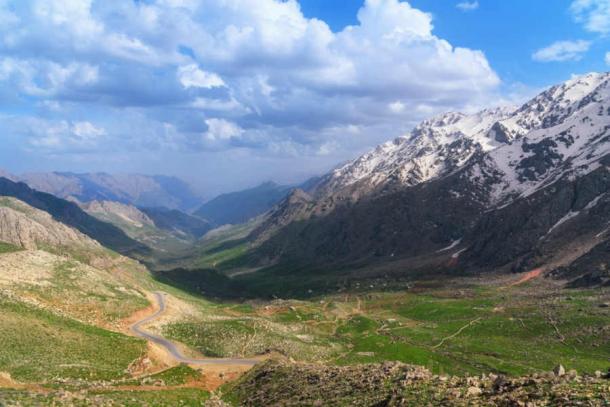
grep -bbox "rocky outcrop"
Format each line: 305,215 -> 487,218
226,360 -> 610,407
0,197 -> 101,250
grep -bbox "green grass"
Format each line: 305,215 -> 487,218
162,282 -> 610,377
192,240 -> 250,270
0,388 -> 210,406
0,241 -> 20,254
0,295 -> 146,382
143,365 -> 202,386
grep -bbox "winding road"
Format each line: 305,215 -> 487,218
130,291 -> 259,366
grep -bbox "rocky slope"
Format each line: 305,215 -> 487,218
0,177 -> 149,256
83,200 -> 156,229
0,197 -> 101,251
245,73 -> 610,288
226,360 -> 610,406
16,172 -> 202,211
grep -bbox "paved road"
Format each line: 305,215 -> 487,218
130,291 -> 259,366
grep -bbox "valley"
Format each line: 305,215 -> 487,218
0,72 -> 609,406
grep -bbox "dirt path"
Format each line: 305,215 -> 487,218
130,291 -> 260,366
507,268 -> 544,287
432,317 -> 482,349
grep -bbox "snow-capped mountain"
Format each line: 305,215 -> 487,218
250,73 -> 610,288
314,72 -> 610,207
315,106 -> 515,198
473,72 -> 610,204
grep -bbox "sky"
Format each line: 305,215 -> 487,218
0,0 -> 609,197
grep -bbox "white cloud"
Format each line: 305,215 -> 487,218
456,1 -> 479,11
203,118 -> 243,141
27,120 -> 106,151
570,0 -> 610,34
532,40 -> 591,62
0,0 -> 505,186
605,51 -> 610,65
389,100 -> 406,113
177,64 -> 225,89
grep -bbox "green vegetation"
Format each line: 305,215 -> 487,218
0,241 -> 20,254
0,388 -> 210,406
132,365 -> 202,386
163,282 -> 610,376
0,295 -> 145,382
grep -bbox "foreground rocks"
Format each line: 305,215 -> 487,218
225,360 -> 610,406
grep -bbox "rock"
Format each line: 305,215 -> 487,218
466,386 -> 482,397
599,303 -> 610,308
594,370 -> 602,378
553,365 -> 565,377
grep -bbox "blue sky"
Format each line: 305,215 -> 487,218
0,0 -> 609,197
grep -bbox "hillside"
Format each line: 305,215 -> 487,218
0,177 -> 149,256
82,200 -> 210,252
0,196 -> 213,403
0,197 -> 102,252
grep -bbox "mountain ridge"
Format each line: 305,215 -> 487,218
238,72 -> 610,291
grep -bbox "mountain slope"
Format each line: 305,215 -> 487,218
0,177 -> 149,256
17,172 -> 202,211
0,197 -> 102,251
194,181 -> 293,226
239,73 -> 610,291
140,206 -> 212,239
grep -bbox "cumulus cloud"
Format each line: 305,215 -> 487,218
0,0 -> 504,189
456,1 -> 479,11
177,64 -> 225,89
570,0 -> 610,34
532,40 -> 591,62
26,119 -> 107,152
203,118 -> 243,141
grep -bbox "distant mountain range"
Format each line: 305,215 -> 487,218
9,172 -> 202,212
232,72 -> 610,294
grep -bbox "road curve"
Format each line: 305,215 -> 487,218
130,291 -> 259,366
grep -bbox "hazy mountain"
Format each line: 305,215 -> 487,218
140,207 -> 212,240
0,177 -> 149,256
16,172 -> 202,211
194,181 -> 294,226
246,73 -> 610,290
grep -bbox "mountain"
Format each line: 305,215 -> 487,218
140,207 -> 212,239
240,73 -> 610,293
0,177 -> 149,256
16,172 -> 202,211
0,196 -> 102,252
194,181 -> 294,226
81,201 -> 211,252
